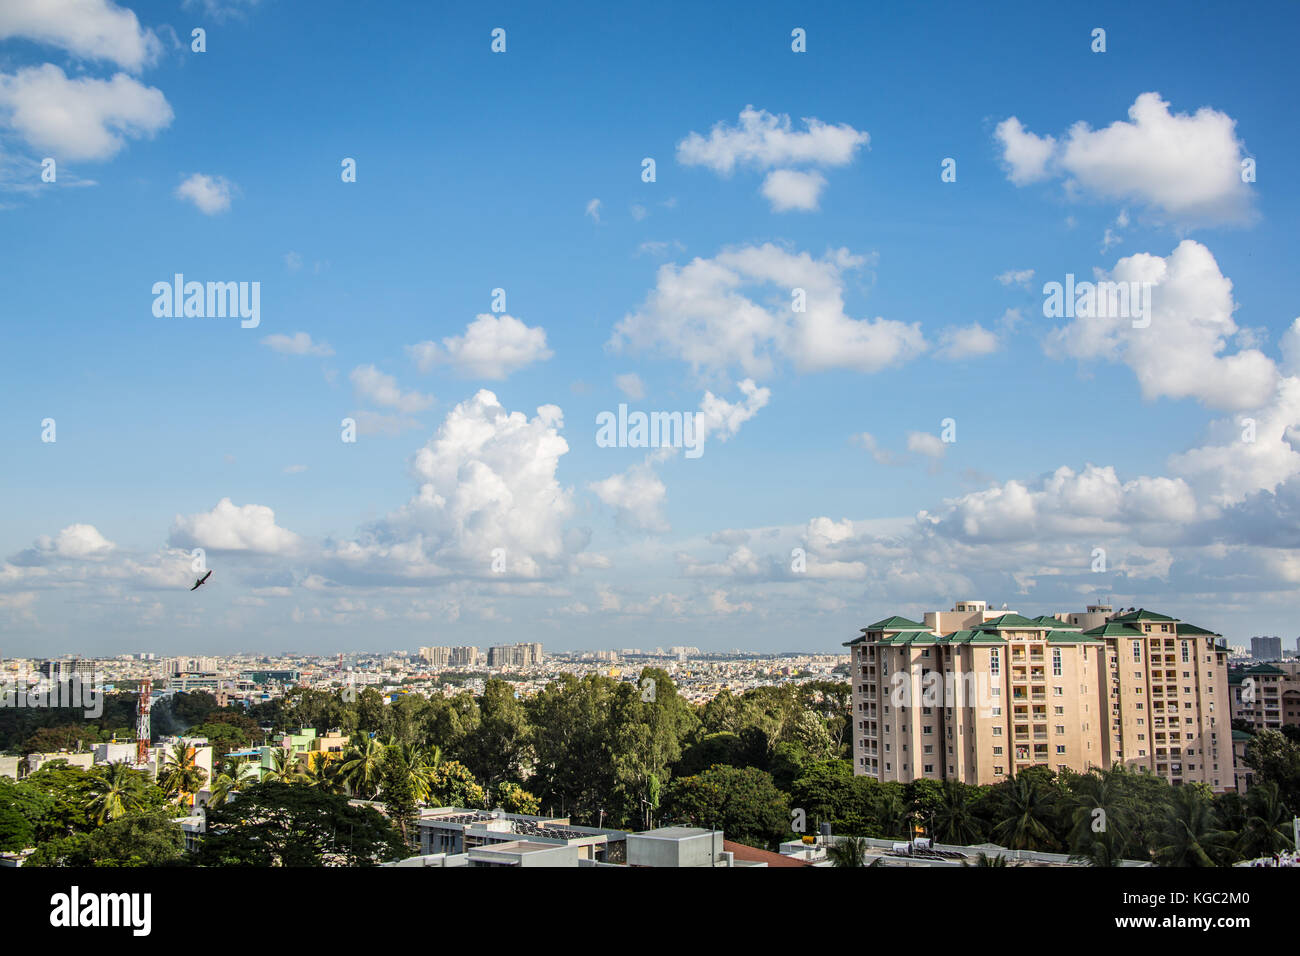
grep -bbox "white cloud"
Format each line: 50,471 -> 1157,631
589,463 -> 669,533
170,498 -> 301,553
697,378 -> 770,444
261,331 -> 333,356
0,0 -> 161,72
760,168 -> 827,212
175,173 -> 234,214
677,106 -> 868,174
27,523 -> 116,561
994,117 -> 1055,185
852,432 -> 895,465
907,432 -> 946,460
996,269 -> 1035,288
585,198 -> 601,222
328,392 -> 576,580
615,373 -> 645,400
610,243 -> 926,376
997,93 -> 1255,226
934,322 -> 999,360
406,313 -> 552,380
1046,240 -> 1277,411
0,64 -> 171,160
350,364 -> 434,414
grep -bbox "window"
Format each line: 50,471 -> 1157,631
1133,640 -> 1142,663
992,726 -> 1002,736
1055,725 -> 1065,735
923,725 -> 933,735
1181,642 -> 1189,663
1052,648 -> 1062,676
1053,687 -> 1063,696
1054,706 -> 1064,715
1056,745 -> 1066,754
993,746 -> 1003,755
990,649 -> 1000,675
924,764 -> 934,773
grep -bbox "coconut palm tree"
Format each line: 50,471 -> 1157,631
828,835 -> 869,867
1067,768 -> 1135,866
991,775 -> 1056,851
339,734 -> 387,798
209,756 -> 256,807
933,781 -> 982,845
261,747 -> 307,785
87,761 -> 146,824
302,751 -> 346,793
870,789 -> 909,839
1154,786 -> 1235,867
1236,781 -> 1293,860
159,743 -> 208,808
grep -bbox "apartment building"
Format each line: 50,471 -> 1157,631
487,642 -> 544,668
1230,661 -> 1300,731
847,600 -> 1234,792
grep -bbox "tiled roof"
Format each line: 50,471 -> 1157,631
1110,608 -> 1177,623
1082,622 -> 1147,638
723,840 -> 810,867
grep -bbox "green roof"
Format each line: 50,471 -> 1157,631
1246,663 -> 1285,675
977,613 -> 1042,629
1082,622 -> 1147,638
1110,608 -> 1177,623
1177,622 -> 1221,636
865,615 -> 926,631
938,629 -> 1007,645
1028,615 -> 1080,629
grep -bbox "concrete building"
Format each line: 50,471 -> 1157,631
416,808 -> 623,863
487,643 -> 544,668
847,601 -> 1234,792
1230,661 -> 1300,731
1251,636 -> 1284,661
626,827 -> 732,867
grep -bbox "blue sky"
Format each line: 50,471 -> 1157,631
3,0 -> 1300,656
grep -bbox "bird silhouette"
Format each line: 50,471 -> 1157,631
191,570 -> 213,591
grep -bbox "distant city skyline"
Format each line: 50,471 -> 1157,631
5,2 -> 1300,655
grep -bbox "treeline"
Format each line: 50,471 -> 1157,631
2,670 -> 1297,866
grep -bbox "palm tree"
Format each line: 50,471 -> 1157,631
159,743 -> 208,808
1067,768 -> 1134,866
383,741 -> 442,804
1236,781 -> 1293,860
870,789 -> 909,839
339,734 -> 387,798
991,775 -> 1056,851
933,781 -> 982,845
1154,786 -> 1235,867
209,756 -> 255,807
964,852 -> 1010,867
261,747 -> 307,785
304,751 -> 341,792
828,835 -> 869,867
87,761 -> 146,824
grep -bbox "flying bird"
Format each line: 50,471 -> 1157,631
191,570 -> 213,591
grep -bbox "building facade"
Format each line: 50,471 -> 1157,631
847,601 -> 1234,792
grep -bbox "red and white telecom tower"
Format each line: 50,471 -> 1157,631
136,677 -> 152,766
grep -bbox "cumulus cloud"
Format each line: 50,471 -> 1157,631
996,269 -> 1035,288
678,106 -> 868,174
261,331 -> 333,356
760,169 -> 827,212
406,314 -> 552,380
1046,240 -> 1277,411
350,365 -> 434,414
0,64 -> 171,160
170,498 -> 301,553
11,523 -> 116,565
175,173 -> 234,214
996,93 -> 1255,226
919,464 -> 1201,543
907,432 -> 947,460
610,243 -> 926,377
934,322 -> 999,360
677,106 -> 868,212
0,0 -> 161,72
589,463 -> 669,533
326,392 -> 576,581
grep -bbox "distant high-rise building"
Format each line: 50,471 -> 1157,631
450,646 -> 479,667
487,643 -> 543,668
420,646 -> 452,667
1251,636 -> 1283,660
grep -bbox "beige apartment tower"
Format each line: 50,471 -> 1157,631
846,601 -> 1234,792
